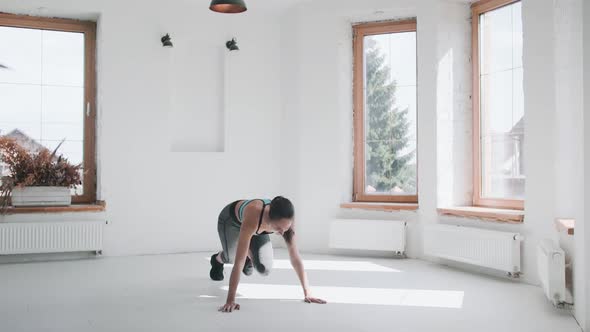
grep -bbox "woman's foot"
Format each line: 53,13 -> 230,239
243,256 -> 254,276
210,253 -> 224,281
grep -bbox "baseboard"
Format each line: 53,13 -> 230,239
0,252 -> 98,264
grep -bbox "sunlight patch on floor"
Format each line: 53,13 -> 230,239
220,284 -> 464,308
272,259 -> 401,272
204,256 -> 400,272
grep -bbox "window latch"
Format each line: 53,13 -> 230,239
86,102 -> 91,117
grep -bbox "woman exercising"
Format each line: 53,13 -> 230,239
210,196 -> 327,312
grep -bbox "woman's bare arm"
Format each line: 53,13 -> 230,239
220,203 -> 259,312
286,233 -> 326,304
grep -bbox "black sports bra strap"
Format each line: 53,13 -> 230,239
256,203 -> 267,235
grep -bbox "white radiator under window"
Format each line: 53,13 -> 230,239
0,221 -> 105,255
330,219 -> 406,254
537,239 -> 571,307
424,224 -> 522,276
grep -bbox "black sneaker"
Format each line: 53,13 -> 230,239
243,257 -> 254,276
210,254 -> 224,281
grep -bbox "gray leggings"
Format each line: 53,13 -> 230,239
217,201 -> 274,275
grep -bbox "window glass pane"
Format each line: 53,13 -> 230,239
0,84 -> 42,139
0,27 -> 85,194
512,3 -> 523,69
363,31 -> 417,196
0,27 -> 42,84
42,30 -> 84,86
479,1 -> 524,200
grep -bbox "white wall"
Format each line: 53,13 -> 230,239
521,0 -> 558,285
553,0 -> 585,327
584,0 -> 590,328
436,1 -> 472,210
0,0 -> 285,256
279,0 -> 584,288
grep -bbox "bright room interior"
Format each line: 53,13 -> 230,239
0,0 -> 588,331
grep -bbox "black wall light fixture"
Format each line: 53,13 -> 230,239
210,0 -> 247,14
161,34 -> 173,48
226,38 -> 239,51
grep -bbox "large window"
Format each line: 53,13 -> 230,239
353,20 -> 418,204
472,0 -> 524,210
0,13 -> 96,203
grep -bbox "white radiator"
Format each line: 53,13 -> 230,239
330,219 -> 406,255
0,221 -> 105,255
424,224 -> 522,276
537,239 -> 571,307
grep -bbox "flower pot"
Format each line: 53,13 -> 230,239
11,186 -> 72,207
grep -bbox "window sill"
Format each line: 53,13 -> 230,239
555,218 -> 574,235
340,202 -> 419,212
437,206 -> 524,223
3,201 -> 106,215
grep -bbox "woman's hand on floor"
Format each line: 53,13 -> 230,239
304,296 -> 327,304
219,302 -> 240,312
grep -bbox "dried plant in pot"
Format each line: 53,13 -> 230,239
0,137 -> 83,212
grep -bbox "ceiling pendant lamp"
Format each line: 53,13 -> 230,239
209,0 -> 247,14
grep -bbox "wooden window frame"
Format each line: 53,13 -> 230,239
471,0 -> 523,210
352,19 -> 418,204
0,13 -> 97,204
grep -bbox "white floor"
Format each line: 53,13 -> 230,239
0,250 -> 581,332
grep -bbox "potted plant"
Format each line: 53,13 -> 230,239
0,137 -> 83,211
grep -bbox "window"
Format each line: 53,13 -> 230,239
352,20 -> 418,203
0,13 -> 97,203
472,0 -> 524,210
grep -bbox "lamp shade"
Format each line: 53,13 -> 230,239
209,0 -> 247,14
